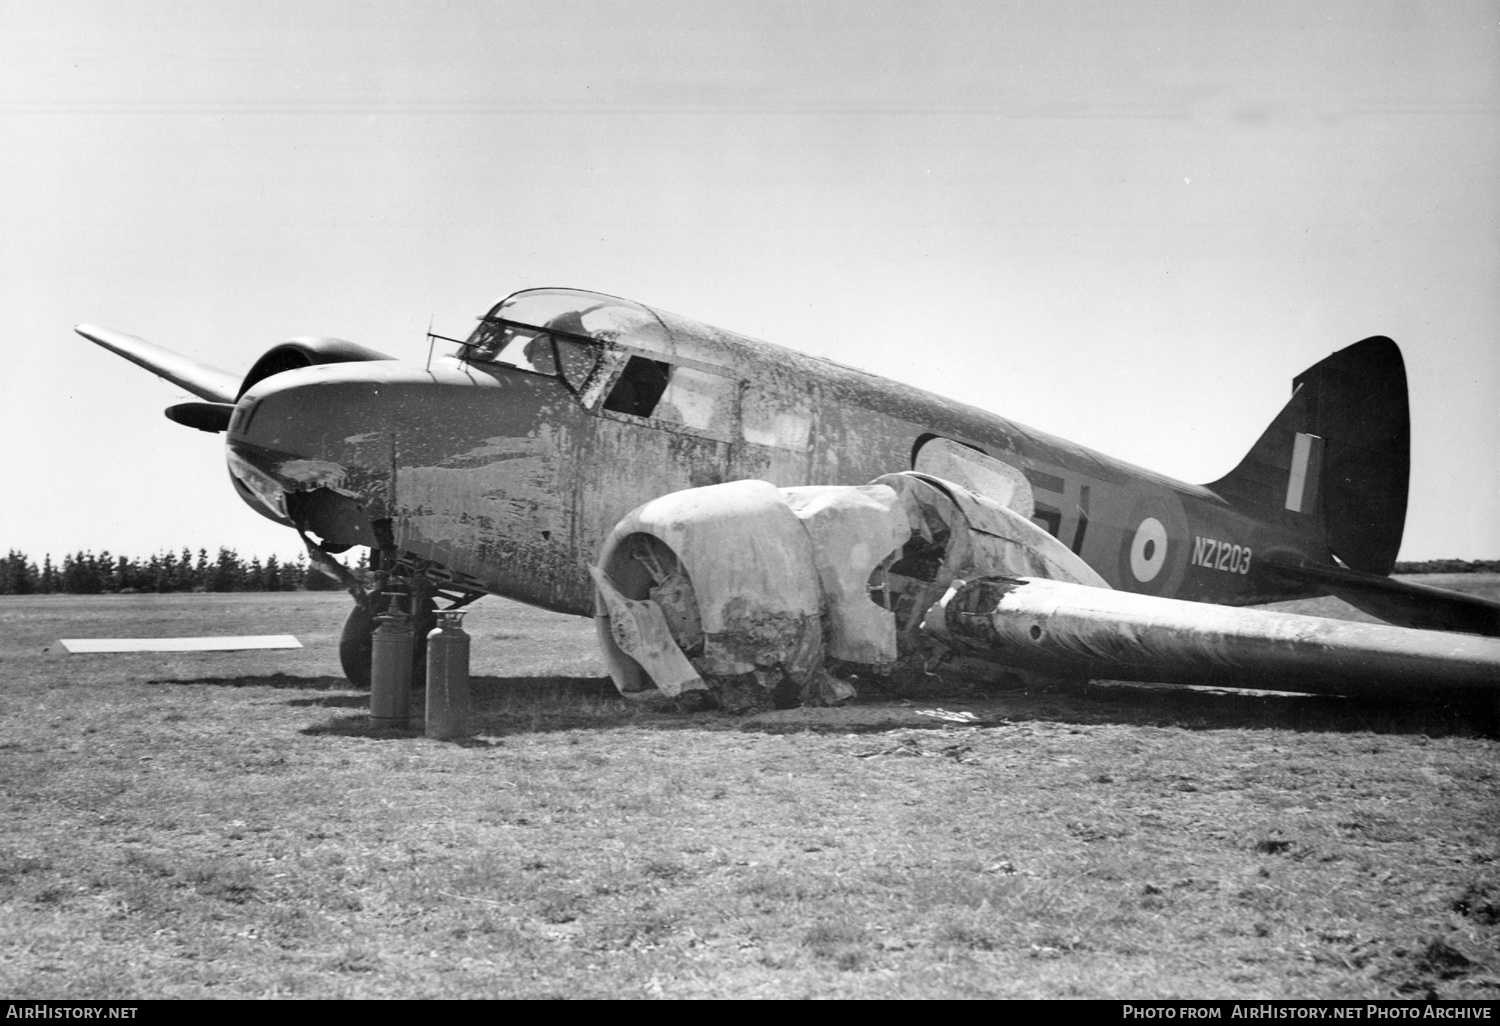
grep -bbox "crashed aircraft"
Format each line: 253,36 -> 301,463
76,287 -> 1500,708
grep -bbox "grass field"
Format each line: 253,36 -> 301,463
0,580 -> 1496,999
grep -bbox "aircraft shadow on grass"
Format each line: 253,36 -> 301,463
146,671 -> 1495,739
147,671 -> 351,691
347,676 -> 1500,741
990,681 -> 1498,741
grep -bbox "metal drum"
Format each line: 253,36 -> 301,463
425,610 -> 471,740
369,594 -> 413,728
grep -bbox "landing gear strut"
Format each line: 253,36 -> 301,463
298,527 -> 481,690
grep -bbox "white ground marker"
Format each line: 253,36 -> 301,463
59,636 -> 302,653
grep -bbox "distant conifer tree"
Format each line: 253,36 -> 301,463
263,554 -> 283,591
112,554 -> 135,592
60,552 -> 78,593
0,551 -> 38,594
170,548 -> 190,591
207,547 -> 240,592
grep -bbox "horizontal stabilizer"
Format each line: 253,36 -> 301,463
931,576 -> 1500,697
1266,559 -> 1500,638
75,324 -> 240,404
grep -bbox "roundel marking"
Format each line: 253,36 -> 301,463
1129,517 -> 1168,583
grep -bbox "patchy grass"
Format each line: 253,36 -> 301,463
0,585 -> 1495,998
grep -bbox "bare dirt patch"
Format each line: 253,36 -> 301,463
0,586 -> 1496,998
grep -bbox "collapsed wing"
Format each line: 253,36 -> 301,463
591,474 -> 1500,709
930,575 -> 1500,697
75,324 -> 240,404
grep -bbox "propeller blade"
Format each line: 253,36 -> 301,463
164,401 -> 234,433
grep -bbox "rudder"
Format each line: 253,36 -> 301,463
1206,336 -> 1410,574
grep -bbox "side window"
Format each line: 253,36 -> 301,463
742,386 -> 811,450
600,356 -> 738,439
554,337 -> 599,393
654,366 -> 735,432
603,356 -> 672,417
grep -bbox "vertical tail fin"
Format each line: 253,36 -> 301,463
1206,336 -> 1410,574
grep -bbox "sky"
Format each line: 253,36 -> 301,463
2,0 -> 1496,564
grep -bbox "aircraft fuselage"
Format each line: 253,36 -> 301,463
224,289 -> 1327,615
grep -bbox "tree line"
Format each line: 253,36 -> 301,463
1392,559 -> 1500,575
0,548 -> 366,596
3,548 -> 1492,597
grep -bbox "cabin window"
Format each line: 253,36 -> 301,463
655,366 -> 736,432
602,357 -> 738,437
742,387 -> 811,450
603,356 -> 673,417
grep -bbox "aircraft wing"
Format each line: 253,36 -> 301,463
592,476 -> 1500,708
929,575 -> 1500,697
74,324 -> 240,404
1266,558 -> 1500,638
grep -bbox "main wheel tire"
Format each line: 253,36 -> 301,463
338,599 -> 437,689
339,603 -> 375,688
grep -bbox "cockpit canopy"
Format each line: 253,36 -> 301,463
458,288 -> 668,392
456,287 -> 772,432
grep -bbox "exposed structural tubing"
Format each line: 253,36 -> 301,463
933,577 -> 1500,696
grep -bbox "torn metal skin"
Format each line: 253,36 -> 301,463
594,473 -> 1500,707
593,479 -> 826,710
592,471 -> 1117,709
780,484 -> 911,667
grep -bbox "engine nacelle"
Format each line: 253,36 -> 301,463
591,473 -> 1107,710
235,336 -> 395,400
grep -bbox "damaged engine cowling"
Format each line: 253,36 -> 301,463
591,472 -> 1105,711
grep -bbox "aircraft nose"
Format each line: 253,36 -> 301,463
225,363 -> 405,536
223,356 -> 556,548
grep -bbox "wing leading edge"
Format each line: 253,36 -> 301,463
74,324 -> 239,404
931,576 -> 1500,697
